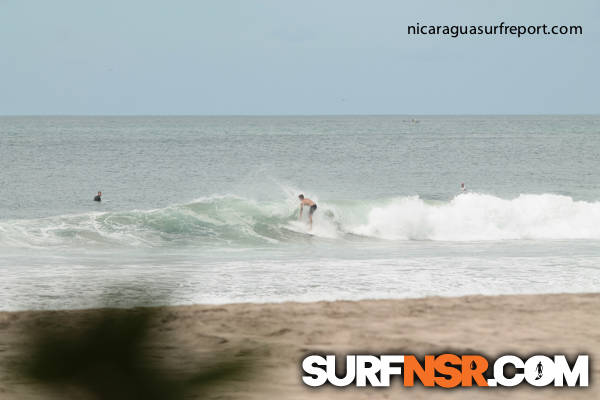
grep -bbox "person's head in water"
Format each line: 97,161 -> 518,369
298,194 -> 304,200
98,191 -> 102,197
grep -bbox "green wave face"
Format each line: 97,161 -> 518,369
2,193 -> 600,249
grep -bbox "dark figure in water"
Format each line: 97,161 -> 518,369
298,194 -> 317,230
94,191 -> 102,202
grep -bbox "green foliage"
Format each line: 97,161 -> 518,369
19,308 -> 252,400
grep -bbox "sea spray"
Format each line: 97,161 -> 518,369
2,193 -> 600,249
351,193 -> 600,241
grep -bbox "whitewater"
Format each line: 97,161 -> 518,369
1,115 -> 600,310
2,193 -> 600,249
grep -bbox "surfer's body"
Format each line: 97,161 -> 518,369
298,194 -> 317,230
94,191 -> 102,202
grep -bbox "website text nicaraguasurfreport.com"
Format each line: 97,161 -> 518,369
408,22 -> 583,38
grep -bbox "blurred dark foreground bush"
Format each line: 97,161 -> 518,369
17,307 -> 254,400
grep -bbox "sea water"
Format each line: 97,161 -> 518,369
1,115 -> 599,310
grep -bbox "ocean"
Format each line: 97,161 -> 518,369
1,115 -> 599,310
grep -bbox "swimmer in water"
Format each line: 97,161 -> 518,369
461,183 -> 466,192
94,191 -> 102,202
298,194 -> 317,230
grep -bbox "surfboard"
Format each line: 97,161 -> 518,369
283,221 -> 315,236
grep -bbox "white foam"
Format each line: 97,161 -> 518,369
349,193 -> 600,241
3,192 -> 600,248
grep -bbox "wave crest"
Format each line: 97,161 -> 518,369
2,193 -> 600,248
351,193 -> 600,240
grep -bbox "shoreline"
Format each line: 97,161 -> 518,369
2,288 -> 598,313
1,290 -> 599,312
1,292 -> 599,399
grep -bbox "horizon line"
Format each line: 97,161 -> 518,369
1,113 -> 599,117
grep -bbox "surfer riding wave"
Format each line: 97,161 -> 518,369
298,194 -> 317,230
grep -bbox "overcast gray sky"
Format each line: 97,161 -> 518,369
0,0 -> 598,115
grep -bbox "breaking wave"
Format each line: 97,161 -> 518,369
2,193 -> 600,248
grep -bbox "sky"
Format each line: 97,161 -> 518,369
0,0 -> 598,115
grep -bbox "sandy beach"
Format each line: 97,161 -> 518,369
1,293 -> 598,399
